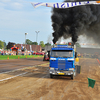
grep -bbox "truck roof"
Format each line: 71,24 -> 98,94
51,45 -> 73,50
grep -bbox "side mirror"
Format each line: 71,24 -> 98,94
75,52 -> 77,58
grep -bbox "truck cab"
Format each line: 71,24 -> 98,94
49,44 -> 78,79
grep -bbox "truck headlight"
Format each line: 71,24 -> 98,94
50,67 -> 54,70
69,68 -> 74,70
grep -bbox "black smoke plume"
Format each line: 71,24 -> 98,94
51,0 -> 100,44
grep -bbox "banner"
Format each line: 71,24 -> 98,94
31,1 -> 100,9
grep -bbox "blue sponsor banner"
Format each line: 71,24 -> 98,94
31,1 -> 100,9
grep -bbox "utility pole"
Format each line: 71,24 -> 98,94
3,40 -> 5,50
25,33 -> 28,50
3,40 -> 5,54
35,31 -> 40,52
35,31 -> 40,44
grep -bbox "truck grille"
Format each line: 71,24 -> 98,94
58,60 -> 66,70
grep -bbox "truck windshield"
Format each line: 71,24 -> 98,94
51,50 -> 73,58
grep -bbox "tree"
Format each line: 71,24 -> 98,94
26,39 -> 32,45
45,43 -> 51,46
76,43 -> 81,47
7,42 -> 15,49
4,42 -> 6,49
39,41 -> 45,47
32,42 -> 38,45
0,40 -> 4,49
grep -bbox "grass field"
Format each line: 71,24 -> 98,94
0,55 -> 43,60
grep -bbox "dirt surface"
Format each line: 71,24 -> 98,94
0,58 -> 100,100
0,57 -> 46,73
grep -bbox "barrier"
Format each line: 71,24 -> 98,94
7,57 -> 9,60
97,59 -> 100,64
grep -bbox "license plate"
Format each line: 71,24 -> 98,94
58,73 -> 64,75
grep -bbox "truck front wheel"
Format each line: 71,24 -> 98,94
71,74 -> 74,79
50,74 -> 53,78
71,71 -> 76,80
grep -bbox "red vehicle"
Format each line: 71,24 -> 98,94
43,51 -> 50,61
33,52 -> 36,55
33,52 -> 45,55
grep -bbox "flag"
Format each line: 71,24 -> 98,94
31,1 -> 100,9
21,44 -> 23,49
30,45 -> 32,52
88,78 -> 96,88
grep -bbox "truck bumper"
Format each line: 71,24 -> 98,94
49,70 -> 74,76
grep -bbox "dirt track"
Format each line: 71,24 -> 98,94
0,58 -> 100,100
0,58 -> 46,73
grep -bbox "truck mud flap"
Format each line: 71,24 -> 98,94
76,65 -> 81,74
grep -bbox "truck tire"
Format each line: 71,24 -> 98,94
43,57 -> 45,61
74,69 -> 77,77
71,74 -> 74,80
43,55 -> 46,61
50,74 -> 53,78
71,71 -> 76,79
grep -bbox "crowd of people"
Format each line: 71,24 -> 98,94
0,49 -> 32,55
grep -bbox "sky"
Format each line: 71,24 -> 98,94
0,0 -> 99,48
0,0 -> 62,45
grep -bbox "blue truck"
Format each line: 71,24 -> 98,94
49,43 -> 80,79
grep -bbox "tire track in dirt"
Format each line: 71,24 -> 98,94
0,58 -> 100,100
0,57 -> 46,73
61,58 -> 100,100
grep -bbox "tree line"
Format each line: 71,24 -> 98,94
26,39 -> 51,47
0,40 -> 6,49
0,39 -> 52,49
0,39 -> 81,49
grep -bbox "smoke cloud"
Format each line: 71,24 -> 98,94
51,0 -> 100,44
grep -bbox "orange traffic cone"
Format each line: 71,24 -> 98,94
18,56 -> 19,59
7,57 -> 9,60
26,56 -> 27,58
33,56 -> 34,58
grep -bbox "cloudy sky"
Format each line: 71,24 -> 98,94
0,0 -> 62,45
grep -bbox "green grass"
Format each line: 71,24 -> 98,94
0,55 -> 43,60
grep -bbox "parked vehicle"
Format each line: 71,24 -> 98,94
33,52 -> 45,55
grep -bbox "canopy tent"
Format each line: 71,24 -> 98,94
11,46 -> 18,50
11,46 -> 19,55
